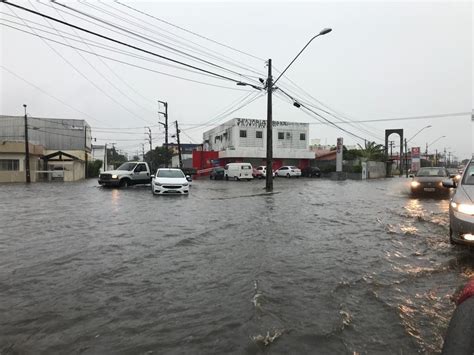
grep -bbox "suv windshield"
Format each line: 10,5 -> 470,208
157,170 -> 185,178
462,162 -> 474,185
416,168 -> 447,177
117,162 -> 137,171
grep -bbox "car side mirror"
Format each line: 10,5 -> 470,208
151,174 -> 155,179
442,179 -> 455,188
186,175 -> 192,182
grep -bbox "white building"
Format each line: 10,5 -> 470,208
202,118 -> 314,168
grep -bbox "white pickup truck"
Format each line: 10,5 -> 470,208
98,161 -> 151,188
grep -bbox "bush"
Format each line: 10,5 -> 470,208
87,160 -> 102,178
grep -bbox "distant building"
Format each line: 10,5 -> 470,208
196,118 -> 314,170
0,115 -> 91,182
168,143 -> 201,168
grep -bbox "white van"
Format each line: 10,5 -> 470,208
224,163 -> 253,181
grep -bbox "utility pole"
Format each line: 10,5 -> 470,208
404,138 -> 408,178
158,100 -> 169,167
435,149 -> 438,166
23,104 -> 31,183
175,120 -> 183,169
265,59 -> 273,192
444,148 -> 447,167
141,143 -> 145,162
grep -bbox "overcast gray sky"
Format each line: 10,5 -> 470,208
1,1 -> 472,160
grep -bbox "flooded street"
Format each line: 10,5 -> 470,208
1,177 -> 473,354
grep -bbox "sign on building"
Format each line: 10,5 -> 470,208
411,147 -> 421,172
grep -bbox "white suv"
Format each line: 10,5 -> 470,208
275,166 -> 301,178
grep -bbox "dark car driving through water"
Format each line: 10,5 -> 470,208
410,167 -> 453,196
443,159 -> 474,246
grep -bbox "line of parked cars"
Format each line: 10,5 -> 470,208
409,161 -> 474,248
209,163 -> 321,181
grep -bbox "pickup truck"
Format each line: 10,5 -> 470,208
98,161 -> 151,188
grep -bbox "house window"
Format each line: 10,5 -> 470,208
256,131 -> 263,139
278,132 -> 284,140
240,130 -> 247,138
300,133 -> 306,141
0,159 -> 19,171
286,132 -> 291,139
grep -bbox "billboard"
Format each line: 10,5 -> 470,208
411,147 -> 421,172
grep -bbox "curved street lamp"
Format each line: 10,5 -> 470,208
407,125 -> 432,143
273,28 -> 332,86
235,28 -> 332,192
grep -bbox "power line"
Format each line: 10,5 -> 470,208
1,65 -> 104,124
306,112 -> 470,125
73,0 -> 262,82
0,23 -> 252,91
114,0 -> 265,62
98,1 -> 265,77
1,0 -> 259,87
36,0 -> 156,118
4,4 -> 154,126
277,87 -> 384,142
1,15 -> 257,84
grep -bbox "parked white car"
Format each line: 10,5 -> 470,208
254,165 -> 275,179
275,166 -> 301,178
152,168 -> 190,195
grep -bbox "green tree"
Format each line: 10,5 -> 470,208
357,141 -> 386,161
87,160 -> 103,178
145,146 -> 173,172
107,147 -> 127,168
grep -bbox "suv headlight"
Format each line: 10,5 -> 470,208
154,181 -> 162,186
411,181 -> 420,188
452,202 -> 474,215
112,174 -> 118,179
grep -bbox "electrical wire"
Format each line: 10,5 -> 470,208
276,87 -> 384,142
98,1 -> 265,77
4,0 -> 259,86
114,0 -> 265,62
4,4 -> 155,126
53,0 -> 261,84
35,0 -> 157,118
1,65 -> 103,124
0,23 -> 253,91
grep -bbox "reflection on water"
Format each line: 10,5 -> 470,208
0,178 -> 472,354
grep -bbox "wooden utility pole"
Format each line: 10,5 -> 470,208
23,104 -> 31,183
265,59 -> 273,192
158,100 -> 169,167
175,120 -> 183,168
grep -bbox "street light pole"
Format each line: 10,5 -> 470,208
265,59 -> 273,192
23,104 -> 31,183
237,28 -> 332,192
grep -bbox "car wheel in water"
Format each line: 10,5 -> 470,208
234,176 -> 239,181
286,173 -> 290,178
449,228 -> 455,245
225,175 -> 229,181
120,179 -> 130,188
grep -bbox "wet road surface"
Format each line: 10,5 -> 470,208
1,177 -> 473,354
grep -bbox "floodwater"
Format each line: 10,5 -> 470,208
0,177 -> 473,354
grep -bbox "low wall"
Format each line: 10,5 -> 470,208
367,161 -> 386,179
